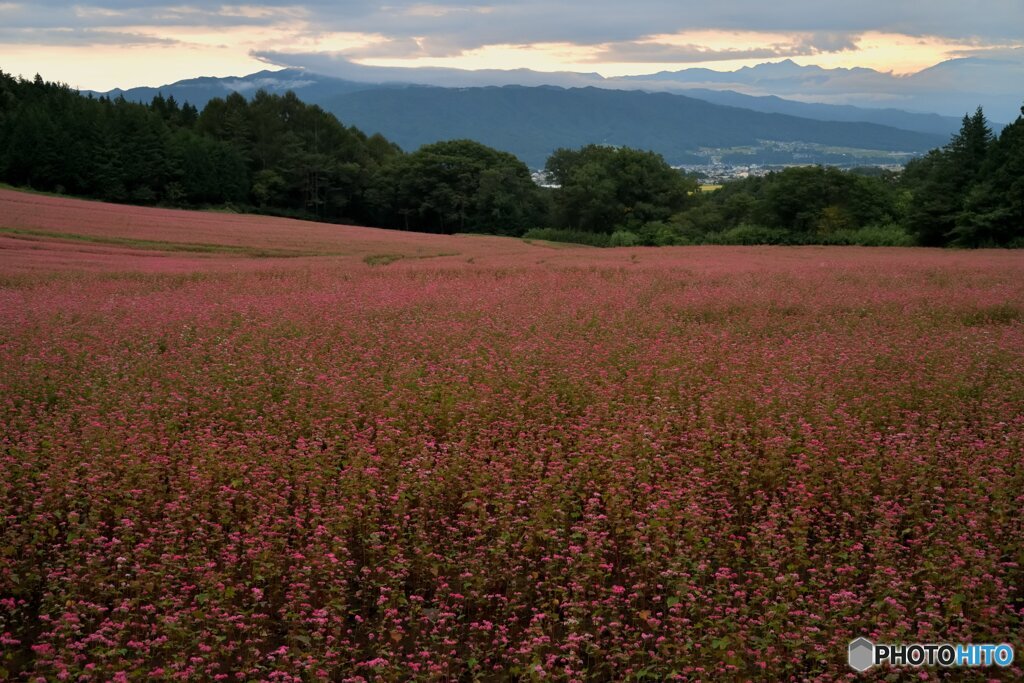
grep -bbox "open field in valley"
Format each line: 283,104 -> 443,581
1,189 -> 1022,680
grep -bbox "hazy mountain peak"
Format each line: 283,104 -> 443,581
739,58 -> 820,74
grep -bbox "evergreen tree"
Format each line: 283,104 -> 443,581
903,107 -> 999,246
949,104 -> 1024,246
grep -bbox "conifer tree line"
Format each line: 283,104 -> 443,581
901,107 -> 1024,247
0,72 -> 403,223
0,70 -> 1021,247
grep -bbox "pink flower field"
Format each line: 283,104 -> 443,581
1,189 -> 1023,680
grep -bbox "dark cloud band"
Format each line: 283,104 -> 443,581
3,1 -> 1023,50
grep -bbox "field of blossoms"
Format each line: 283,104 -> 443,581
1,188 -> 1023,681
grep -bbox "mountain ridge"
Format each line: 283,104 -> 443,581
88,68 -> 954,168
320,83 -> 945,167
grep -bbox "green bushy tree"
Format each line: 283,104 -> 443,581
369,139 -> 543,234
545,145 -> 696,233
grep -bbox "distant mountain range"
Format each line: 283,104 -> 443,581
91,68 -> 954,168
658,89 -> 964,138
320,85 -> 947,168
94,70 -> 374,112
96,67 -> 971,137
249,52 -> 1024,122
95,52 -> 1024,124
613,57 -> 1023,124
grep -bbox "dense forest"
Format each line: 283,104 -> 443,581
0,72 -> 402,223
0,71 -> 1021,247
671,106 -> 1022,249
574,106 -> 1023,248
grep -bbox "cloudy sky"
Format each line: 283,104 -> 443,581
1,1 -> 1023,90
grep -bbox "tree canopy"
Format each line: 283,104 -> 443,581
545,145 -> 696,233
368,140 -> 543,235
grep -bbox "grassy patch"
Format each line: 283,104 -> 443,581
961,304 -> 1022,326
363,252 -> 460,266
364,253 -> 406,266
522,228 -> 609,247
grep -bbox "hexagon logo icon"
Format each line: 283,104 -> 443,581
848,637 -> 875,672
